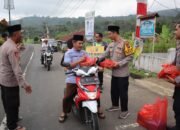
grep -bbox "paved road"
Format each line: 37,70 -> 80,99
0,44 -> 176,130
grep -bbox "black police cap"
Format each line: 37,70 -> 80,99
7,24 -> 21,34
108,25 -> 120,32
73,35 -> 84,41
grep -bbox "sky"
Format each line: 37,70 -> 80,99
0,0 -> 180,20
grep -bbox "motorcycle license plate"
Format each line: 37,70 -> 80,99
47,58 -> 51,60
80,77 -> 100,85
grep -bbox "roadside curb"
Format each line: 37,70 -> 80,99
131,78 -> 174,97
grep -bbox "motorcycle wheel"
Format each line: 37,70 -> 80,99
85,108 -> 99,130
47,64 -> 50,71
90,112 -> 99,130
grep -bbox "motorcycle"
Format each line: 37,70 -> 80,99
42,49 -> 53,71
66,66 -> 101,130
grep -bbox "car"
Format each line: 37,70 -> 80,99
48,39 -> 58,52
61,42 -> 68,53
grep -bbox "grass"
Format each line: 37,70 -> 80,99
130,65 -> 157,79
103,64 -> 157,79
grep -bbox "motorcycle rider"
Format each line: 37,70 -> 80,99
41,39 -> 52,64
59,34 -> 105,123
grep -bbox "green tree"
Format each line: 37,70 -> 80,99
160,25 -> 171,41
34,37 -> 39,44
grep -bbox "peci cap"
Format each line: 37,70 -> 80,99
108,25 -> 120,32
7,24 -> 22,34
73,34 -> 84,41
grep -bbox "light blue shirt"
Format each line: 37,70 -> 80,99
64,48 -> 88,84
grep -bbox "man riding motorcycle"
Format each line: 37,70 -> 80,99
59,34 -> 105,123
41,39 -> 53,64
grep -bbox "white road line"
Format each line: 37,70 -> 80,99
0,50 -> 34,130
115,123 -> 139,130
23,51 -> 34,77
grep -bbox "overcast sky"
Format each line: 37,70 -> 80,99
0,0 -> 179,20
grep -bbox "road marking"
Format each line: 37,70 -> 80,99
0,50 -> 34,130
115,123 -> 139,130
23,51 -> 34,77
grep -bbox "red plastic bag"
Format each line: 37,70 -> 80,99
158,64 -> 180,79
80,57 -> 97,67
137,98 -> 168,130
99,59 -> 116,69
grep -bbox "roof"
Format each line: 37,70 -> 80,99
60,29 -> 85,41
139,13 -> 159,20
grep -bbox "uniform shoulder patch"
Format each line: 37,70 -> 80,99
124,41 -> 134,56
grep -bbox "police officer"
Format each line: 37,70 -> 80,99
98,25 -> 133,119
166,21 -> 180,130
59,34 -> 105,123
95,33 -> 108,92
0,24 -> 32,130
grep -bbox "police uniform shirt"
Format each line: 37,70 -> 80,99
0,39 -> 28,87
64,48 -> 88,84
99,40 -> 133,77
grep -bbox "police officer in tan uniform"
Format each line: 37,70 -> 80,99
167,22 -> 180,130
0,24 -> 32,130
98,25 -> 133,119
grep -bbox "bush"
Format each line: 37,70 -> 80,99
0,37 -> 4,46
34,37 -> 39,44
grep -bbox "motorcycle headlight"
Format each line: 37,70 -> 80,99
86,92 -> 97,100
46,53 -> 51,56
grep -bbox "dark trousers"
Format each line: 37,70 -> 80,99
173,86 -> 180,130
0,85 -> 19,130
63,83 -> 77,113
111,76 -> 129,112
98,72 -> 104,86
63,83 -> 101,113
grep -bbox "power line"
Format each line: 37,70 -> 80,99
154,0 -> 178,14
154,0 -> 171,10
68,0 -> 98,18
148,0 -> 155,10
68,0 -> 86,17
49,0 -> 65,17
58,0 -> 74,17
63,0 -> 84,17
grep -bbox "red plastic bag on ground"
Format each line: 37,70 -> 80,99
80,57 -> 97,67
137,98 -> 168,130
158,64 -> 180,79
99,59 -> 116,69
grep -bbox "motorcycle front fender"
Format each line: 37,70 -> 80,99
82,100 -> 97,113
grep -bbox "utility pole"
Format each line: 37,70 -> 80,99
45,23 -> 49,38
43,22 -> 49,38
4,0 -> 15,25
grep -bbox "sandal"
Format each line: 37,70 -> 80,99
98,112 -> 105,119
58,114 -> 67,123
14,126 -> 26,130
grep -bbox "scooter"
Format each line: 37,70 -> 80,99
66,66 -> 101,130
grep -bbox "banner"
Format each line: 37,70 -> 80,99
133,39 -> 144,59
86,46 -> 104,54
140,18 -> 155,38
85,11 -> 95,40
